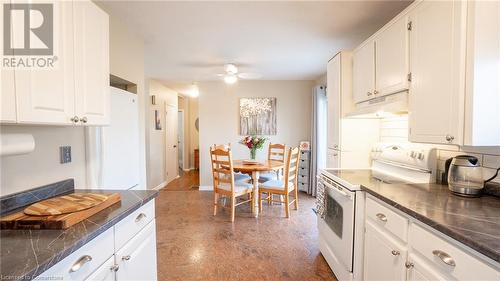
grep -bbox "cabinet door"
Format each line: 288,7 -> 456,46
116,221 -> 157,281
327,55 -> 341,150
407,254 -> 450,281
0,1 -> 16,123
353,41 -> 375,103
84,256 -> 116,281
74,0 -> 110,125
376,16 -> 409,96
326,149 -> 339,168
408,0 -> 467,145
15,0 -> 75,125
364,221 -> 407,281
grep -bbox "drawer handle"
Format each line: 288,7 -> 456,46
122,255 -> 131,261
69,255 -> 92,273
432,250 -> 456,267
135,213 -> 147,222
391,250 -> 400,256
376,213 -> 387,222
405,262 -> 414,269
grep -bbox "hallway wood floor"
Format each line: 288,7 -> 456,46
155,171 -> 338,281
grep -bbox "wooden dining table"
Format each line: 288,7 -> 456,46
230,159 -> 285,217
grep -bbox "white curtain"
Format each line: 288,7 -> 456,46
309,85 -> 327,196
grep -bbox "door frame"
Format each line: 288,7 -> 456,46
165,104 -> 179,183
177,109 -> 188,171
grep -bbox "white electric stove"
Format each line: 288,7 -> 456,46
316,143 -> 436,281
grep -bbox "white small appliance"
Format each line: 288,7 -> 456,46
316,143 -> 436,281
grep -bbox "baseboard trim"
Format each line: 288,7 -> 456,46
199,185 -> 213,191
153,181 -> 167,190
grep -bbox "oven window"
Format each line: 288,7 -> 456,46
325,193 -> 343,238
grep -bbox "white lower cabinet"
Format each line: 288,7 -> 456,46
364,220 -> 407,281
115,221 -> 157,281
35,201 -> 157,281
364,195 -> 500,281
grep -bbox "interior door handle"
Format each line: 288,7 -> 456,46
173,145 -> 177,148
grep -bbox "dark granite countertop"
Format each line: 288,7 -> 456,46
327,169 -> 500,263
0,189 -> 158,280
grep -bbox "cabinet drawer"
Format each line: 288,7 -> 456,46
300,152 -> 309,160
297,174 -> 309,184
35,227 -> 114,281
409,223 -> 499,280
297,182 -> 308,190
298,166 -> 309,176
366,196 -> 408,242
299,158 -> 309,167
115,200 -> 155,250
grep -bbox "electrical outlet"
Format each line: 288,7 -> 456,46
60,146 -> 72,164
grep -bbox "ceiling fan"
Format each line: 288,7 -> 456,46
216,63 -> 262,84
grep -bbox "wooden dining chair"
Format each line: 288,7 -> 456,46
258,146 -> 300,218
259,143 -> 286,182
210,145 -> 254,222
212,144 -> 251,183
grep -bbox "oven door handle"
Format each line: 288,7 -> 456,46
320,178 -> 351,199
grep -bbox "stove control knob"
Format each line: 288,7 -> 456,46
417,153 -> 424,160
410,151 -> 416,158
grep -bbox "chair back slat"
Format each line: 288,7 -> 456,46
283,147 -> 301,192
268,143 -> 286,162
210,144 -> 236,193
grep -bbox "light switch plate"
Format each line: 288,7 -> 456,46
60,146 -> 71,164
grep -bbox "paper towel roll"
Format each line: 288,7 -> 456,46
0,134 -> 35,156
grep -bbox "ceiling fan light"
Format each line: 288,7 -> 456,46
224,64 -> 238,75
224,75 -> 238,84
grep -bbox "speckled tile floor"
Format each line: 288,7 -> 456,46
155,172 -> 338,281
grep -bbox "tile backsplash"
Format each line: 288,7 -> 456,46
379,115 -> 500,183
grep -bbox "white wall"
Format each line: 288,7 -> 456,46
146,79 -> 179,189
0,126 -> 86,195
198,80 -> 314,187
97,2 -> 148,190
188,97 -> 199,169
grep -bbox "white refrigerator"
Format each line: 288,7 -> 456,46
86,87 -> 141,190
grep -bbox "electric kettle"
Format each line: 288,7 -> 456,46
447,155 -> 500,197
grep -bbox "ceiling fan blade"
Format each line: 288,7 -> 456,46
238,73 -> 263,79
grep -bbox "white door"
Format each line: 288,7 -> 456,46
327,54 -> 341,150
406,254 -> 450,281
74,0 -> 110,125
364,221 -> 407,281
408,0 -> 466,145
376,15 -> 409,96
353,40 -> 376,103
116,221 -> 157,281
177,111 -> 184,170
15,1 -> 75,125
1,1 -> 16,123
84,256 -> 115,281
165,105 -> 178,183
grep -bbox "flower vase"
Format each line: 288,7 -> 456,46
250,148 -> 257,160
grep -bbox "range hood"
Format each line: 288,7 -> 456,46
346,91 -> 408,118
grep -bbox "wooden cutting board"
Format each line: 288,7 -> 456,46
24,193 -> 110,216
0,193 -> 121,230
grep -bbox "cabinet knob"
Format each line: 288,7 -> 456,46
70,116 -> 79,124
333,153 -> 338,156
405,262 -> 414,269
122,255 -> 131,261
333,144 -> 338,149
110,264 -> 120,272
445,135 -> 454,143
374,90 -> 379,95
376,213 -> 387,222
80,116 -> 88,124
391,250 -> 400,256
367,92 -> 373,96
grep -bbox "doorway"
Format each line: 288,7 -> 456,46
165,104 -> 178,183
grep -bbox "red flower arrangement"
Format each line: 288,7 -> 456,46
239,135 -> 267,159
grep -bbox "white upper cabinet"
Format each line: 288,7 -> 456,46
0,1 -> 16,123
408,0 -> 467,145
15,1 -> 75,125
375,15 -> 409,96
1,0 -> 109,126
464,0 -> 500,146
353,41 -> 375,103
74,0 -> 110,125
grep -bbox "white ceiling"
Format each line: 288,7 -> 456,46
99,1 -> 412,93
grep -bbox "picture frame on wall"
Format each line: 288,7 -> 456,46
155,110 -> 162,130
